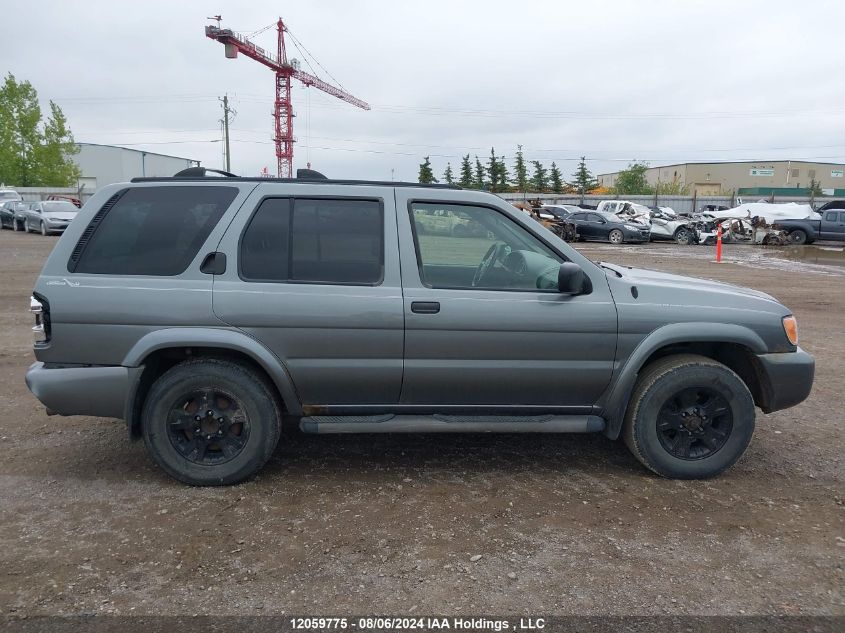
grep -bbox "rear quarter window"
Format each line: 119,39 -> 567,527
72,186 -> 238,275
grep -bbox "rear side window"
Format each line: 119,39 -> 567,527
240,197 -> 383,285
73,186 -> 237,275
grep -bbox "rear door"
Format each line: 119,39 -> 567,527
213,183 -> 404,406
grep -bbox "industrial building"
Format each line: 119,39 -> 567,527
73,143 -> 201,194
598,160 -> 845,196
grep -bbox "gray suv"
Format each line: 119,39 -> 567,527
25,170 -> 815,485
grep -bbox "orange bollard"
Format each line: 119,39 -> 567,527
715,224 -> 723,263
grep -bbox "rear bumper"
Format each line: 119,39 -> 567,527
756,347 -> 815,413
25,362 -> 137,419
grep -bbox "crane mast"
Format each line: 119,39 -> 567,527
205,18 -> 370,177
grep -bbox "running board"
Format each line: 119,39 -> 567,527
299,414 -> 605,434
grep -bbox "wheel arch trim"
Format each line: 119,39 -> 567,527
122,327 -> 303,417
601,322 -> 767,439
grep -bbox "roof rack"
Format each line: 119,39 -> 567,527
130,165 -> 462,188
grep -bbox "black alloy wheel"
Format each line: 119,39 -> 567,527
656,387 -> 733,460
166,388 -> 250,465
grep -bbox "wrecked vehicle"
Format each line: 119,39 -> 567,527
773,209 -> 845,245
648,210 -> 697,245
567,210 -> 650,244
514,201 -> 579,242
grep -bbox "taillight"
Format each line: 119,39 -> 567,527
30,295 -> 49,345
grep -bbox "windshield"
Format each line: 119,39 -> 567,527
0,191 -> 21,201
42,201 -> 78,213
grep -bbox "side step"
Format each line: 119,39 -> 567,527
300,414 -> 605,434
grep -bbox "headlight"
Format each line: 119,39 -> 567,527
624,224 -> 643,231
782,315 -> 798,346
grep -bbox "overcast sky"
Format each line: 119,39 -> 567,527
3,0 -> 845,181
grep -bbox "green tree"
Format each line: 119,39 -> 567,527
487,147 -> 501,192
654,179 -> 690,195
808,178 -> 823,197
458,154 -> 473,188
550,162 -> 563,193
611,161 -> 653,195
530,160 -> 549,192
473,156 -> 485,189
0,74 -> 79,187
418,156 -> 437,184
442,162 -> 454,185
497,155 -> 510,192
35,101 -> 80,186
513,145 -> 528,193
570,156 -> 598,196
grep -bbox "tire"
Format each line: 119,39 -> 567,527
623,354 -> 755,479
608,229 -> 624,245
788,229 -> 807,245
13,219 -> 21,232
40,222 -> 47,236
142,359 -> 282,486
674,228 -> 691,245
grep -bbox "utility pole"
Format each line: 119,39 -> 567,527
220,94 -> 232,172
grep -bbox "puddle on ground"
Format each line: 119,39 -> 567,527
765,244 -> 845,268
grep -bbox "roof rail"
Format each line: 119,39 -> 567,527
130,175 -> 462,189
173,166 -> 238,178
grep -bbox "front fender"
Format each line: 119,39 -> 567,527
122,327 -> 302,417
601,322 -> 767,439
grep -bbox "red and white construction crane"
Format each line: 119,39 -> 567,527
205,17 -> 370,177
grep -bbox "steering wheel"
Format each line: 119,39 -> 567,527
472,242 -> 509,287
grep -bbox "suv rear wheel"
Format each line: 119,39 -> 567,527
142,359 -> 282,486
623,354 -> 755,479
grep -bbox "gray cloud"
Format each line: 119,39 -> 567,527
3,0 -> 843,182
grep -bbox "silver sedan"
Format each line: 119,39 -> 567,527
24,201 -> 80,235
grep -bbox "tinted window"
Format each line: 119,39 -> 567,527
241,197 -> 383,285
74,186 -> 237,275
42,201 -> 78,213
825,211 -> 838,222
410,202 -> 563,291
570,213 -> 586,220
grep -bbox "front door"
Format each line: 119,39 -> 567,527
821,211 -> 845,240
213,184 -> 404,406
396,192 -> 618,410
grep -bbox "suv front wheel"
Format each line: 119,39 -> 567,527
623,354 -> 755,479
142,359 -> 282,486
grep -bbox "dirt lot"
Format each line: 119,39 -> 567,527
0,229 -> 842,617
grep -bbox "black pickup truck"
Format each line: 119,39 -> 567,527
776,209 -> 845,244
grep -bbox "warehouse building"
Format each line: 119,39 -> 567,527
73,143 -> 201,194
598,160 -> 845,196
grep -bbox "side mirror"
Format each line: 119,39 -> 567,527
558,262 -> 586,295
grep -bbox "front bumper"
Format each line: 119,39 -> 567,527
755,347 -> 815,413
25,362 -> 138,419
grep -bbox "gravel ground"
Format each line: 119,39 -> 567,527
0,229 -> 842,617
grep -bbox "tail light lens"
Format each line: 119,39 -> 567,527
782,315 -> 798,346
30,295 -> 49,345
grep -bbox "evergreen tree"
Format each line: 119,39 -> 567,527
513,145 -> 528,193
458,154 -> 473,188
550,162 -> 563,193
442,162 -> 454,185
530,160 -> 549,192
418,156 -> 437,184
571,156 -> 598,195
0,74 -> 79,187
487,147 -> 500,192
497,155 -> 510,192
473,156 -> 485,189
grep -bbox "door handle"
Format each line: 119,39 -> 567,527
411,301 -> 440,314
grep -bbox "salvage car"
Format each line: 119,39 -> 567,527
0,201 -> 28,230
774,210 -> 845,244
567,210 -> 650,244
648,210 -> 696,244
25,168 -> 814,485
